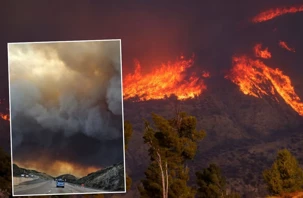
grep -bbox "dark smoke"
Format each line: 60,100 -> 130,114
9,40 -> 124,169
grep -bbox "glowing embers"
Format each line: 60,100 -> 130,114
0,99 -> 9,121
254,44 -> 272,59
0,113 -> 9,121
279,40 -> 296,52
123,55 -> 209,101
252,4 -> 303,23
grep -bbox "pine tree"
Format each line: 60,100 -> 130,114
196,163 -> 241,198
196,163 -> 226,198
124,120 -> 133,191
0,147 -> 11,197
263,149 -> 303,195
124,121 -> 133,151
138,112 -> 206,198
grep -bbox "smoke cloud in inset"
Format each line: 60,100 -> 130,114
9,40 -> 124,174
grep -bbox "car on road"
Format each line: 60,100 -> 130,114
56,178 -> 65,188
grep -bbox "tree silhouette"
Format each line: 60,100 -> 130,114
0,147 -> 11,198
196,163 -> 240,198
138,112 -> 206,198
124,120 -> 133,191
196,163 -> 226,198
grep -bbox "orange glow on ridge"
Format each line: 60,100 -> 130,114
15,160 -> 101,178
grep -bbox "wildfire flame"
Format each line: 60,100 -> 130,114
0,99 -> 9,121
279,40 -> 296,52
0,113 -> 9,121
254,43 -> 272,59
123,55 -> 208,101
225,55 -> 303,116
202,71 -> 211,78
252,5 -> 303,23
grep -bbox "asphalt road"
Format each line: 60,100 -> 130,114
14,179 -> 105,195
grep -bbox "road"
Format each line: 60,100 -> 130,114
14,179 -> 105,195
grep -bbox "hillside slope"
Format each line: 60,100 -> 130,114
13,164 -> 53,180
75,162 -> 124,191
123,78 -> 303,197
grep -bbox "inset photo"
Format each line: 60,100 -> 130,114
8,39 -> 126,196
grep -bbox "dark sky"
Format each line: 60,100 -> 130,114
1,0 -> 303,83
1,0 -> 303,175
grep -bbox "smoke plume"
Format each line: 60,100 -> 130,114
9,40 -> 124,171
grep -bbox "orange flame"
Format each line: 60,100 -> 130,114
0,113 -> 9,121
279,40 -> 296,52
252,5 -> 303,23
123,55 -> 208,101
225,55 -> 303,116
254,43 -> 272,59
202,71 -> 211,78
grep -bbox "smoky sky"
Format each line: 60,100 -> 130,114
8,40 -> 124,175
1,1 -> 303,151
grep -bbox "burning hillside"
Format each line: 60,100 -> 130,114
252,4 -> 303,23
123,55 -> 209,101
225,47 -> 303,116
